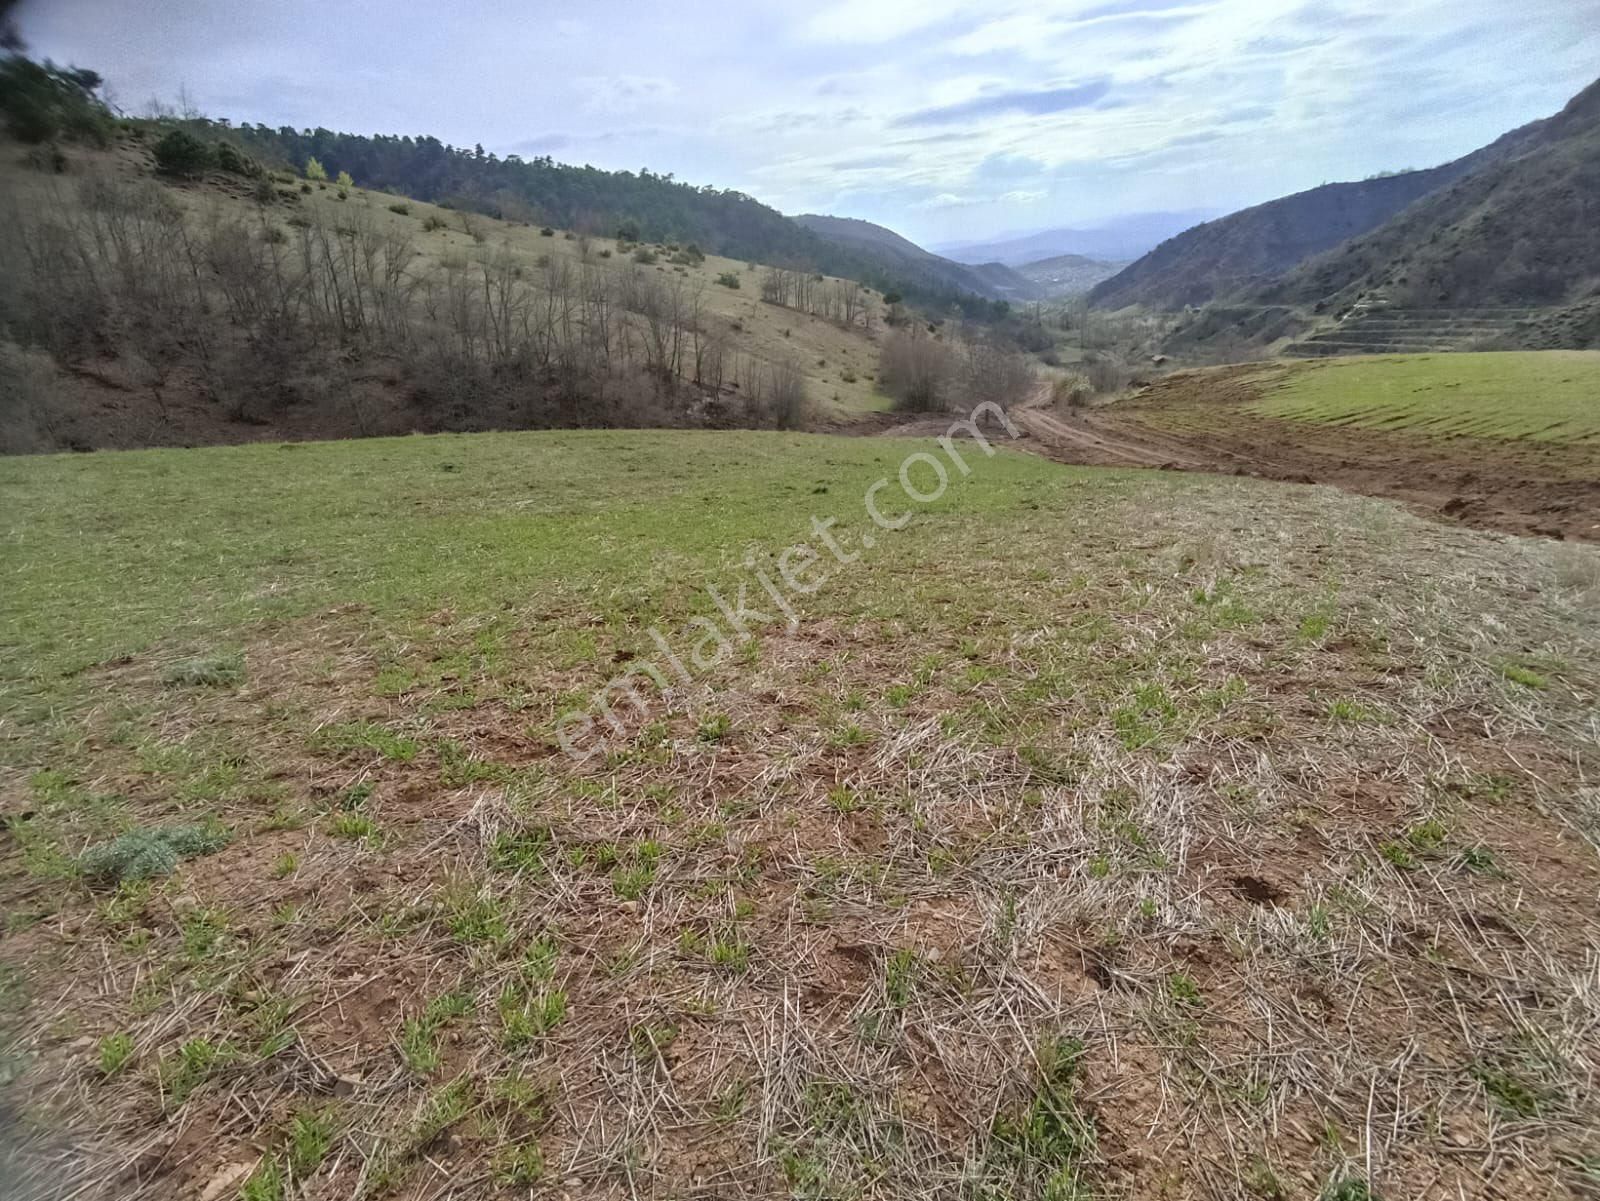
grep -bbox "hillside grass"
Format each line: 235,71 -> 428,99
1255,351 -> 1600,441
2,430 -> 1599,1200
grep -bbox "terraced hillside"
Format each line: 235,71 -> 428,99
1283,308 -> 1542,357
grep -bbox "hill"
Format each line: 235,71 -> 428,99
1086,166 -> 1475,310
792,213 -> 1043,304
0,131 -> 903,452
1258,77 -> 1600,312
1013,252 -> 1124,298
1093,77 -> 1599,314
216,124 -> 1010,316
933,211 -> 1213,267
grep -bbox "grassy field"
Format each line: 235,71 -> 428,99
2,430 -> 1600,1201
1254,351 -> 1600,441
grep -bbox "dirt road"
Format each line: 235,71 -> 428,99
876,366 -> 1600,542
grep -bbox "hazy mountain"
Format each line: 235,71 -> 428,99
792,214 -> 1045,303
1257,76 -> 1600,311
932,212 -> 1215,267
1013,253 -> 1126,298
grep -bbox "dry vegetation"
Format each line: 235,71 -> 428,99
2,431 -> 1598,1200
0,137 -> 897,451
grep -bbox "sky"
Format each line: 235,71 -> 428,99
16,0 -> 1600,246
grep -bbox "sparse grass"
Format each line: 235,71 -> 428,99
161,651 -> 244,687
97,1031 -> 135,1076
1,430 -> 1597,1201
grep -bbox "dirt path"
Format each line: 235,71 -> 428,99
872,366 -> 1600,542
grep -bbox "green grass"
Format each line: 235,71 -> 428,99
3,421 -> 1596,1201
1255,352 -> 1600,442
0,430 -> 1075,733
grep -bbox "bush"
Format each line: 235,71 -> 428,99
1083,355 -> 1129,395
716,272 -> 741,289
422,214 -> 448,232
878,330 -> 955,411
1052,374 -> 1092,409
78,824 -> 230,886
539,227 -> 555,237
632,247 -> 658,265
768,357 -> 808,430
335,170 -> 354,189
387,201 -> 412,215
214,141 -> 260,177
304,155 -> 328,182
152,129 -> 214,178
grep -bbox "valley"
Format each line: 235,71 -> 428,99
2,19 -> 1599,1201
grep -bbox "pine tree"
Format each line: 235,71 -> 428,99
304,155 -> 328,181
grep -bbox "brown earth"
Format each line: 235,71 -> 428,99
880,365 -> 1600,543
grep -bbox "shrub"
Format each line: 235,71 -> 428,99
768,357 -> 808,430
1083,355 -> 1129,395
78,824 -> 230,886
335,169 -> 353,189
632,247 -> 658,265
304,156 -> 328,182
1052,374 -> 1092,409
152,129 -> 215,178
214,141 -> 260,177
716,272 -> 741,289
422,214 -> 448,232
387,201 -> 412,216
539,227 -> 555,237
878,329 -> 955,411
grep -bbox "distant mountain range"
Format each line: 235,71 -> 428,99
1090,76 -> 1600,320
931,212 -> 1216,268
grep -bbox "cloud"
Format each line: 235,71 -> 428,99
575,74 -> 678,115
913,192 -> 978,210
800,0 -> 969,43
892,78 -> 1113,127
831,153 -> 911,170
